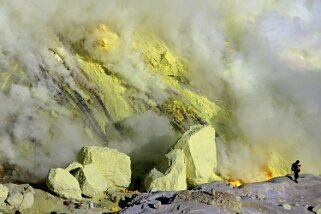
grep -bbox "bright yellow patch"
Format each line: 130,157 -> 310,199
229,179 -> 242,187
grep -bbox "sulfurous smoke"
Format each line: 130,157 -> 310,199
0,0 -> 321,183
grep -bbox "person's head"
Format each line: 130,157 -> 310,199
296,160 -> 300,164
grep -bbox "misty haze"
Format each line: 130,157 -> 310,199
0,0 -> 320,213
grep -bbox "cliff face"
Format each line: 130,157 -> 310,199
0,23 -> 229,182
66,24 -> 224,142
45,25 -> 232,182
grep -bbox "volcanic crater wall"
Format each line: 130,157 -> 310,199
0,0 -> 321,184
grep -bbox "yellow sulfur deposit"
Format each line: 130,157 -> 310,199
144,149 -> 187,191
174,125 -> 221,186
43,24 -> 232,187
161,98 -> 202,132
85,24 -> 120,54
77,58 -> 135,122
69,23 -> 226,139
78,146 -> 131,188
266,152 -> 291,178
133,29 -> 187,78
229,179 -> 242,187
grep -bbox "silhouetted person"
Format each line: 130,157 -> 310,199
291,160 -> 301,183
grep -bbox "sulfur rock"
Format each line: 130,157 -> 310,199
282,203 -> 292,210
174,125 -> 219,186
6,192 -> 23,208
4,184 -> 35,210
74,164 -> 109,198
78,146 -> 131,188
0,184 -> 8,202
20,191 -> 34,209
313,205 -> 321,214
46,168 -> 82,200
144,149 -> 187,191
65,162 -> 83,173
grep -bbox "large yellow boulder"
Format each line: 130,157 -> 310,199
46,168 -> 82,200
78,146 -> 131,188
144,149 -> 187,191
174,125 -> 219,186
74,164 -> 110,198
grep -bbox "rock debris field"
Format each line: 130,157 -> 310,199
0,174 -> 320,213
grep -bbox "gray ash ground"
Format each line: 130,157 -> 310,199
119,174 -> 321,214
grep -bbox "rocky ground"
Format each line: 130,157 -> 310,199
120,174 -> 321,214
0,174 -> 320,213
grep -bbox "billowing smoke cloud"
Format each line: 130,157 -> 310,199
0,0 -> 321,182
109,111 -> 177,178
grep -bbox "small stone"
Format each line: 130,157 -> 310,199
282,203 -> 292,210
153,201 -> 162,209
112,195 -> 121,205
208,199 -> 216,206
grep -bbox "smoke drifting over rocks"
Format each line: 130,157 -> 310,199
0,0 -> 321,182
